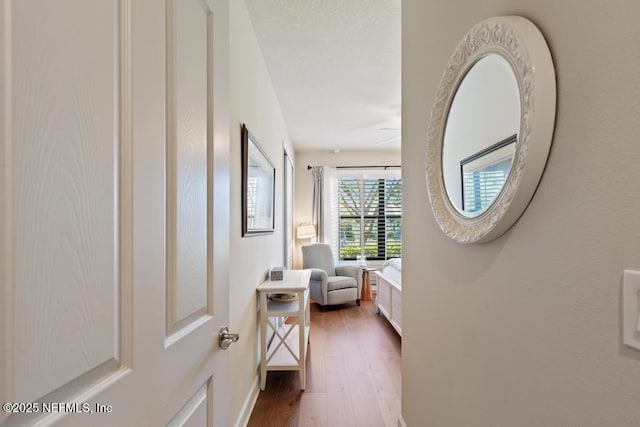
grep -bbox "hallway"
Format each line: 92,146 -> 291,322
248,300 -> 401,426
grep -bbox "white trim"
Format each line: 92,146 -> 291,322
118,0 -> 134,372
398,413 -> 407,427
0,0 -> 13,418
234,375 -> 260,427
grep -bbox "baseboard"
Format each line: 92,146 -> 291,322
398,413 -> 407,427
234,375 -> 260,427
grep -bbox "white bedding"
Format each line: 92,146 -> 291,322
381,258 -> 401,286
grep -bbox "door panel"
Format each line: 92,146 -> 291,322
0,0 -> 230,425
2,0 -> 129,412
167,380 -> 211,427
166,0 -> 212,335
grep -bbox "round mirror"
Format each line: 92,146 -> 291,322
443,54 -> 520,217
426,16 -> 556,243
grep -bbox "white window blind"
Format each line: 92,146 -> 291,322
462,157 -> 511,214
337,173 -> 402,260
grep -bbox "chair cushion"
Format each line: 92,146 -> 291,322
327,275 -> 357,291
302,244 -> 336,276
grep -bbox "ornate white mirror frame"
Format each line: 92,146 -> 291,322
426,16 -> 556,244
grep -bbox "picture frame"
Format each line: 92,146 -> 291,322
242,124 -> 275,236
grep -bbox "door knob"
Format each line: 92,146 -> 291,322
219,326 -> 239,350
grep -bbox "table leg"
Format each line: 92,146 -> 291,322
362,269 -> 373,301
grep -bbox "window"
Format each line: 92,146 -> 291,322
337,174 -> 402,260
462,158 -> 511,213
460,134 -> 516,214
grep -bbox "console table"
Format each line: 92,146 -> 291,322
257,269 -> 311,391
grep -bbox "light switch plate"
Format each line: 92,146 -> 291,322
623,270 -> 640,350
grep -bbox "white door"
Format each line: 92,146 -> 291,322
0,0 -> 232,426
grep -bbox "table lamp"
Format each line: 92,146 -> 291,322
296,224 -> 316,240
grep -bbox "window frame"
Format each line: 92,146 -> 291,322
336,170 -> 402,261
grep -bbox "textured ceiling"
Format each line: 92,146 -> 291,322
244,0 -> 401,152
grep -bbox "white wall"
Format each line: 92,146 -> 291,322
403,1 -> 640,426
293,150 -> 401,267
229,1 -> 295,423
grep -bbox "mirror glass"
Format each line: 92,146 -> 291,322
442,54 -> 521,217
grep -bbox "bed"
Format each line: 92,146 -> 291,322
374,258 -> 402,336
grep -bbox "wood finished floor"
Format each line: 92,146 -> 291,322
248,300 -> 401,427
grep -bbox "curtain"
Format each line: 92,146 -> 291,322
323,167 -> 338,260
311,166 -> 324,242
311,166 -> 339,259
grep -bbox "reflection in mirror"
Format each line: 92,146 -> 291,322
442,54 -> 520,217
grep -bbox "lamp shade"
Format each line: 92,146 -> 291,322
296,224 -> 316,239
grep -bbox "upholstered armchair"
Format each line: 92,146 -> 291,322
302,243 -> 362,311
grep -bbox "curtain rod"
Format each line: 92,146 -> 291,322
306,165 -> 401,170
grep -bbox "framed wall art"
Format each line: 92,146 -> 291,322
242,124 -> 275,236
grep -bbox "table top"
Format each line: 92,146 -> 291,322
257,269 -> 311,292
